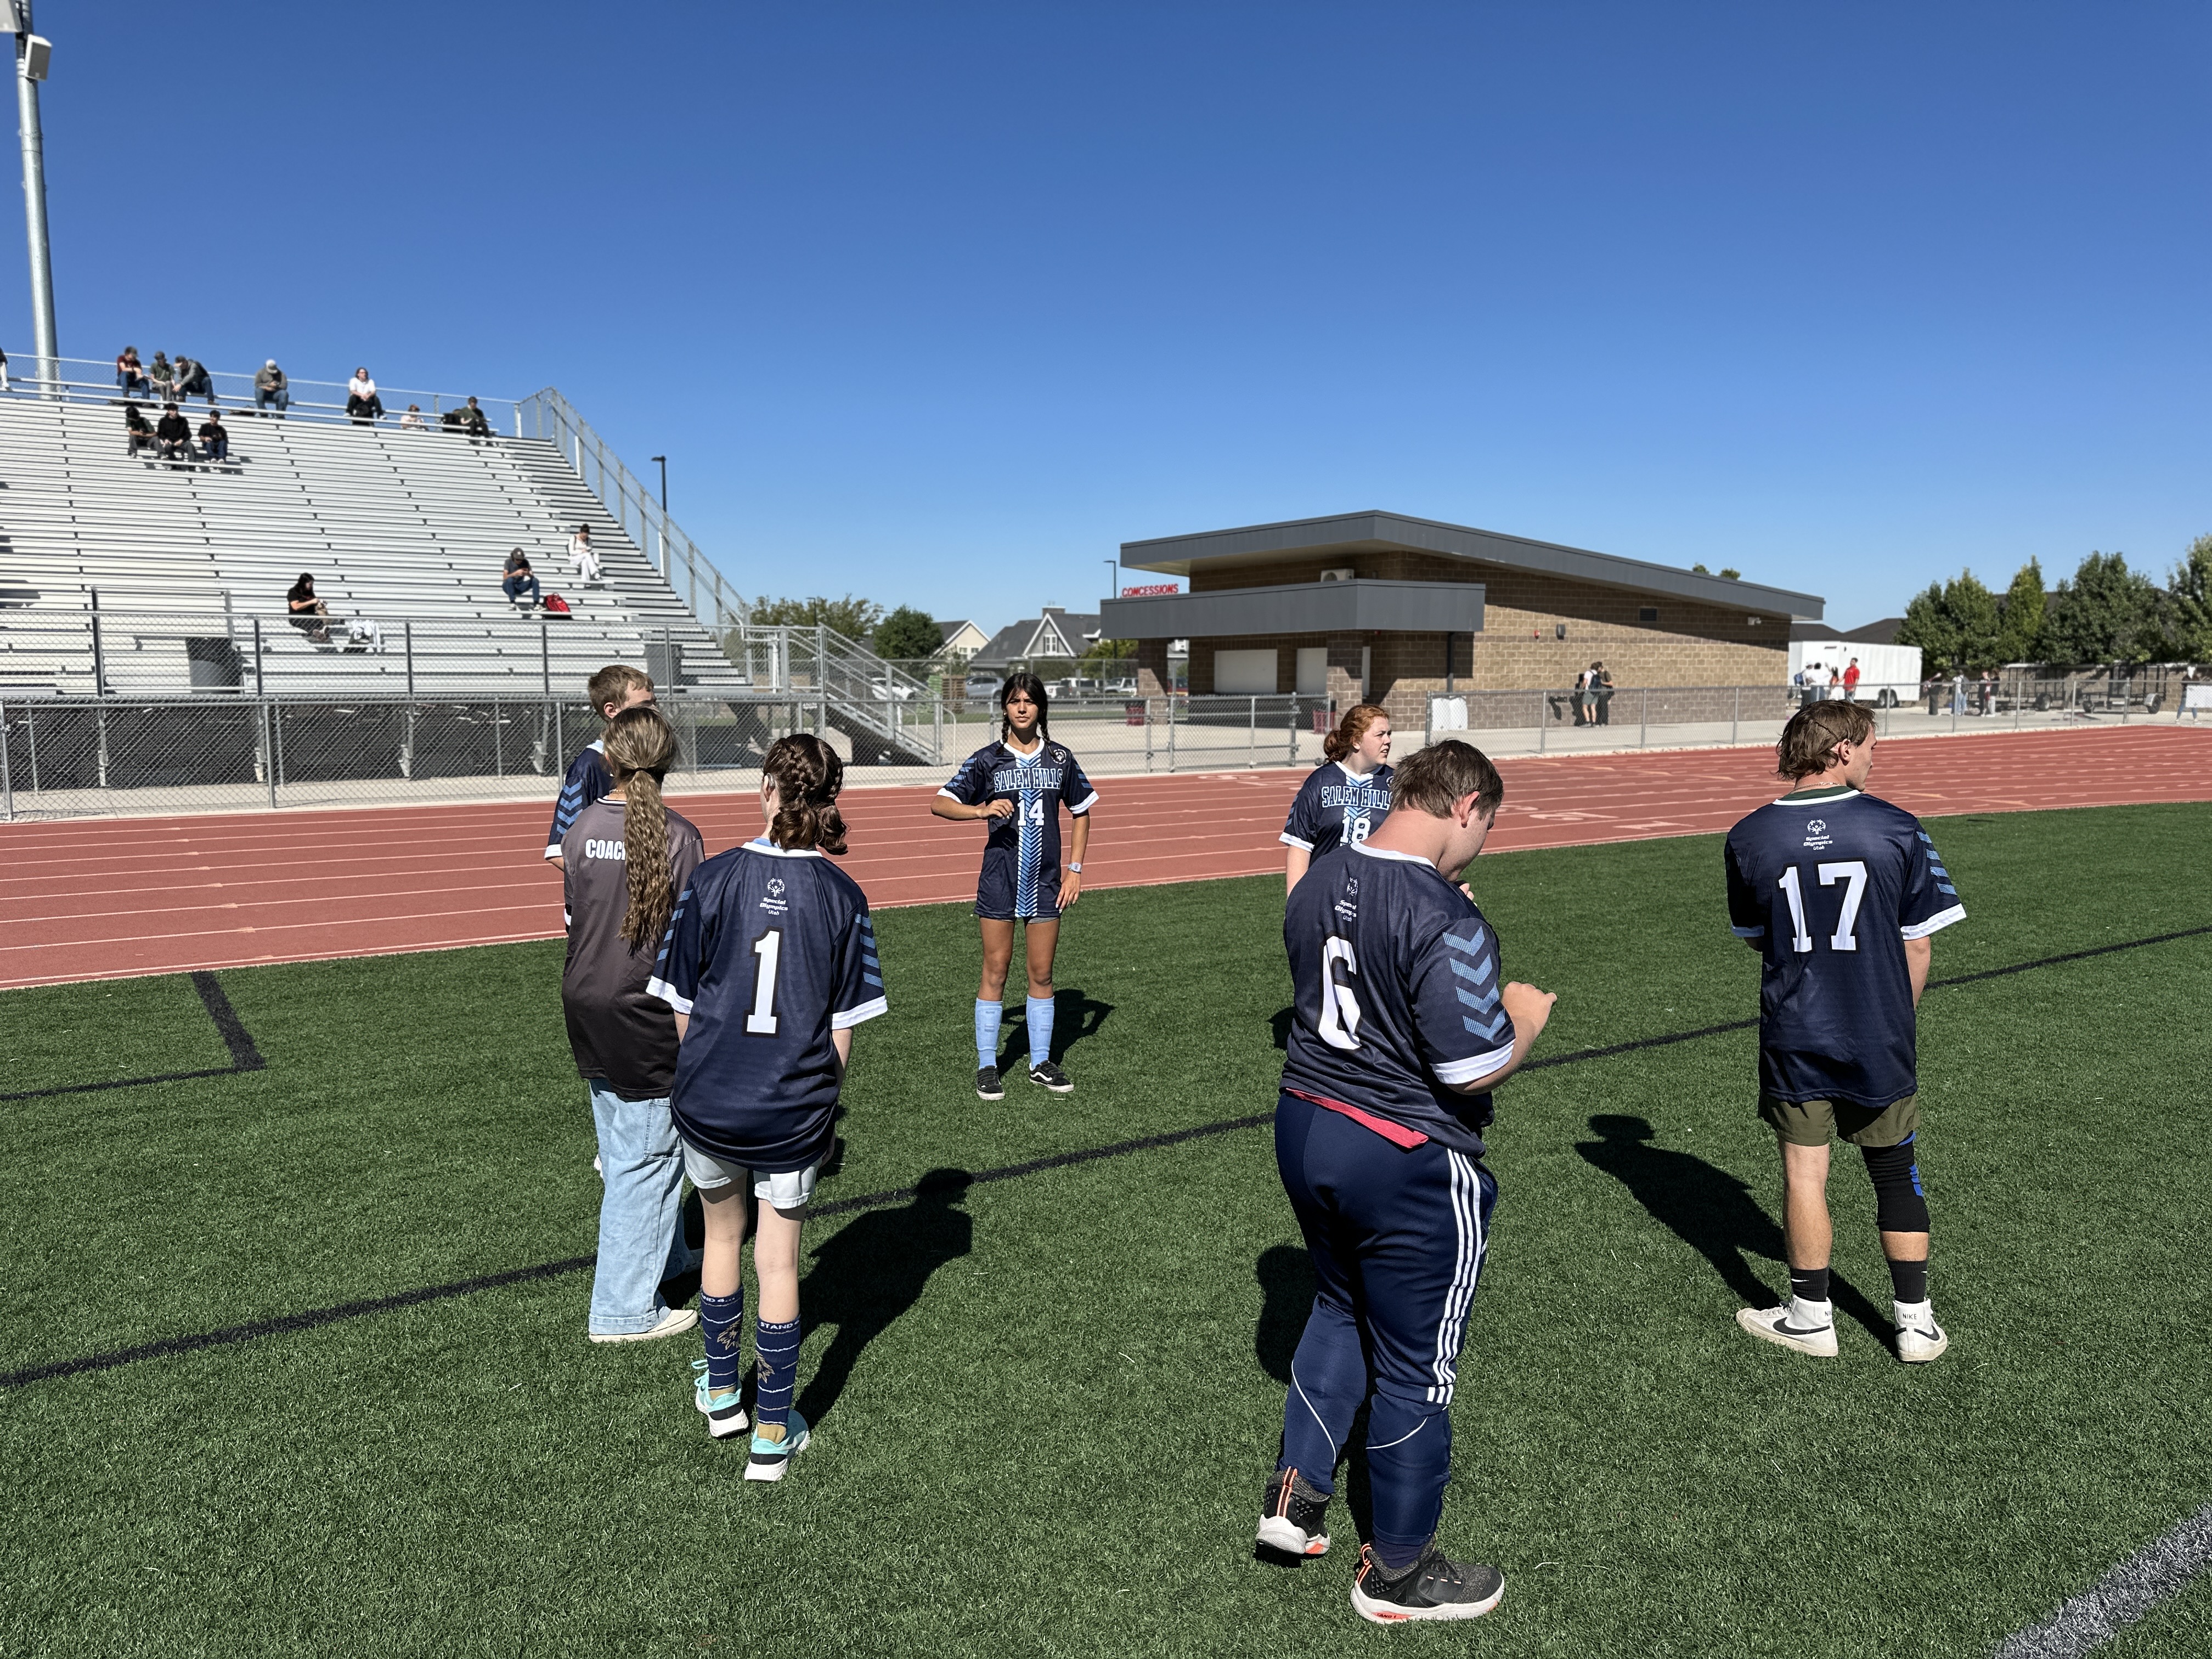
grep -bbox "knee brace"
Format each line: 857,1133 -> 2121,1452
1861,1136 -> 1930,1233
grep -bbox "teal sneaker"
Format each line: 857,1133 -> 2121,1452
743,1409 -> 811,1482
690,1358 -> 748,1440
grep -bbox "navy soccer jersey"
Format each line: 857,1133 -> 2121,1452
1280,760 -> 1393,858
1278,843 -> 1517,1158
646,838 -> 887,1173
545,741 -> 614,860
1724,785 -> 1966,1108
938,737 -> 1099,919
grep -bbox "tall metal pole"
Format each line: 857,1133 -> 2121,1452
15,5 -> 57,394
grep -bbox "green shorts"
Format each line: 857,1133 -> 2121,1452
1759,1093 -> 1919,1149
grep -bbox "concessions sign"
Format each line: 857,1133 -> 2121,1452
1120,584 -> 1180,597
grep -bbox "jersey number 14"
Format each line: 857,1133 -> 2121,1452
1777,861 -> 1868,953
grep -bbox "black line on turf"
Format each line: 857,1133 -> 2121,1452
0,1256 -> 597,1389
6,919 -> 2207,1388
0,971 -> 267,1103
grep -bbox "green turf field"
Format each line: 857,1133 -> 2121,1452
4,802 -> 2209,1657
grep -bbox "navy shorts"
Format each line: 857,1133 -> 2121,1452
975,848 -> 1060,922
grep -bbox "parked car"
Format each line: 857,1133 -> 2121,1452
966,672 -> 1002,699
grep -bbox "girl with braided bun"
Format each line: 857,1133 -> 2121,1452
648,733 -> 887,1479
560,704 -> 708,1345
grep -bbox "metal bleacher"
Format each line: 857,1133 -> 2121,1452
0,386 -> 742,699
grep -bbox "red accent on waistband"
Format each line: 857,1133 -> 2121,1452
1285,1088 -> 1430,1149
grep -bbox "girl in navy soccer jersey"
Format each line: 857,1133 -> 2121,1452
1282,703 -> 1393,893
646,733 -> 886,1481
930,671 -> 1099,1101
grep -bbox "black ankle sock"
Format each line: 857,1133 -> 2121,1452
1888,1257 -> 1928,1304
1788,1266 -> 1831,1305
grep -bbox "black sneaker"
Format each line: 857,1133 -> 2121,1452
1028,1060 -> 1073,1094
975,1065 -> 1005,1101
1350,1542 -> 1505,1624
1255,1467 -> 1330,1558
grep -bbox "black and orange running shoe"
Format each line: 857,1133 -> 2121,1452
1255,1466 -> 1331,1558
1350,1542 -> 1504,1624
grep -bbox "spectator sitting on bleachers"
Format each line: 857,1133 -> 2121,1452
155,403 -> 193,461
0,342 -> 10,394
115,346 -> 149,398
346,366 -> 384,425
254,359 -> 289,416
456,396 -> 493,440
286,573 -> 332,644
198,409 -> 229,462
123,401 -> 155,457
400,403 -> 426,431
174,354 -> 217,405
503,548 -> 541,610
149,352 -> 175,403
569,524 -> 603,587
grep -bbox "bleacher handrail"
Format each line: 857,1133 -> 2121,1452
18,354 -> 524,435
517,387 -> 752,631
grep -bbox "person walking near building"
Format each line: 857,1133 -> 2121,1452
1724,700 -> 1965,1363
1843,658 -> 1862,703
1593,663 -> 1615,726
561,703 -> 708,1344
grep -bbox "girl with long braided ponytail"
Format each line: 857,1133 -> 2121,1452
558,703 -> 708,1345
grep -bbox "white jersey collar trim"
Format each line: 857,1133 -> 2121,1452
1334,759 -> 1383,784
742,837 -> 824,860
1770,786 -> 1863,807
1350,842 -> 1435,871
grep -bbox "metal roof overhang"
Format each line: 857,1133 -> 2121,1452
1099,578 -> 1485,641
1119,510 -> 1822,621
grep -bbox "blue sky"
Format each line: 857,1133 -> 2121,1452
11,3 -> 2210,630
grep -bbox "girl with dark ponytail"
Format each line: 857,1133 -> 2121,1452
558,704 -> 709,1345
930,671 -> 1101,1101
648,731 -> 887,1479
1280,702 -> 1395,894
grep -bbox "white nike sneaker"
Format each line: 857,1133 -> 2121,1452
1736,1296 -> 1839,1357
1893,1300 -> 1948,1363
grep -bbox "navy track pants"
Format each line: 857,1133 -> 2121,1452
1272,1089 -> 1497,1561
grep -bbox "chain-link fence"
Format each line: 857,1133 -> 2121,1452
6,678 -> 2199,822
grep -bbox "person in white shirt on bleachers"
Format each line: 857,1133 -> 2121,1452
400,403 -> 427,431
570,525 -> 604,589
346,368 -> 383,425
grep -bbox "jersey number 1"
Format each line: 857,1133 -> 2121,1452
1777,861 -> 1869,953
746,929 -> 783,1034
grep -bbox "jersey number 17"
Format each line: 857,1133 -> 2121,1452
1777,861 -> 1868,953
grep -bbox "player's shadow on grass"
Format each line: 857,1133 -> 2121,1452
794,1169 -> 973,1430
1574,1114 -> 1889,1341
997,988 -> 1113,1070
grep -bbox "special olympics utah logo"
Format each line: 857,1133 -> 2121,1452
1803,819 -> 1832,850
768,878 -> 786,896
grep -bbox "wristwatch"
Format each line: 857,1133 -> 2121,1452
1066,862 -> 1084,873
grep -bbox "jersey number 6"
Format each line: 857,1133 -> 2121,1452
1317,935 -> 1363,1050
1777,860 -> 1869,953
746,929 -> 783,1034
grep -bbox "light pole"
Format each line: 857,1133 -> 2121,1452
650,455 -> 667,513
10,2 -> 56,395
1103,558 -> 1118,601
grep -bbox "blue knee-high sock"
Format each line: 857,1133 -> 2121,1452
975,999 -> 1003,1070
753,1316 -> 802,1433
699,1289 -> 744,1397
1026,995 -> 1055,1068
1366,1392 -> 1453,1571
1277,1295 -> 1365,1496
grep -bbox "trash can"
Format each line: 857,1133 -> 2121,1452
185,637 -> 244,692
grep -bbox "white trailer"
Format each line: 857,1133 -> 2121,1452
1788,640 -> 1922,707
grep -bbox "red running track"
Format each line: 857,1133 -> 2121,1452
3,725 -> 2207,990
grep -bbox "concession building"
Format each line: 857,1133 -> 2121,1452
1098,510 -> 1824,725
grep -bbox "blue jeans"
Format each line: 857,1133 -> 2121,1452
256,387 -> 289,412
587,1079 -> 693,1335
504,573 -> 540,605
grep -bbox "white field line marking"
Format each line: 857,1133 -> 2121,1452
1994,1504 -> 2212,1658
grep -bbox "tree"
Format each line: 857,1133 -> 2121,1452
1718,567 -> 1741,580
1691,562 -> 1711,574
748,594 -> 884,642
2045,552 -> 2165,665
1995,558 -> 2047,664
1081,636 -> 1136,664
872,605 -> 941,661
1894,569 -> 2001,672
2169,535 -> 2212,663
